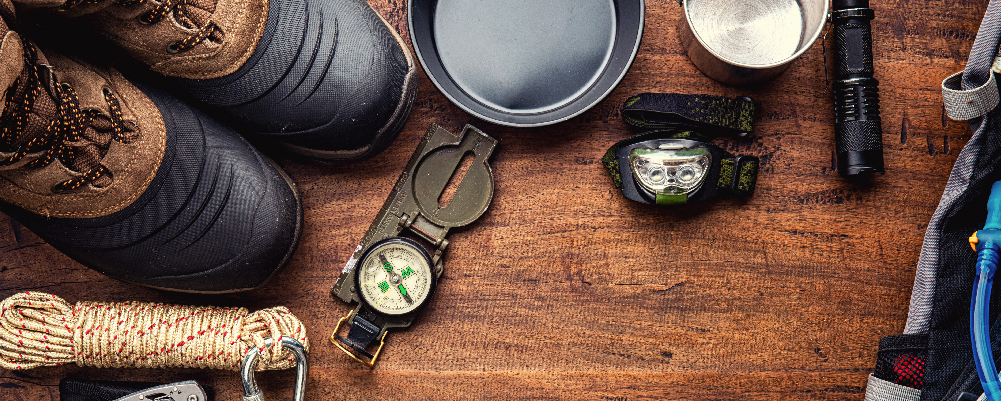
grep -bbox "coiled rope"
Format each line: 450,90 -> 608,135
0,291 -> 309,371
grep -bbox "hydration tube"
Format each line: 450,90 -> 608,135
971,180 -> 1001,400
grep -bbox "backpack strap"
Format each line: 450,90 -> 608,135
943,70 -> 999,121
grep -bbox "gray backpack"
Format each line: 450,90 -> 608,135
866,1 -> 1001,400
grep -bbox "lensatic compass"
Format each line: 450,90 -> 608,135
355,237 -> 435,316
330,124 -> 497,367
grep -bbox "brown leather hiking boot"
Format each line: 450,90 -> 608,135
0,3 -> 302,292
16,0 -> 418,163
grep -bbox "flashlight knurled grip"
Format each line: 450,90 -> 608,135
832,3 -> 884,176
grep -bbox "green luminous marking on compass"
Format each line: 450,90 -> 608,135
378,281 -> 390,293
383,263 -> 393,272
401,266 -> 415,279
398,285 -> 409,297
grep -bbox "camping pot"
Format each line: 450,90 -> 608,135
678,0 -> 829,85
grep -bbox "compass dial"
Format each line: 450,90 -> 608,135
356,238 -> 436,316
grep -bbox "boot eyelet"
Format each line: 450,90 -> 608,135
51,181 -> 78,193
138,12 -> 156,25
166,42 -> 182,54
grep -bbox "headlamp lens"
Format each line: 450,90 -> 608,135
629,141 -> 711,196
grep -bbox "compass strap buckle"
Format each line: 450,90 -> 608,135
330,315 -> 387,368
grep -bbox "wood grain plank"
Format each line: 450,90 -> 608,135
0,0 -> 990,399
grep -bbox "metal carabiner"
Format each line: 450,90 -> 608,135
240,336 -> 308,401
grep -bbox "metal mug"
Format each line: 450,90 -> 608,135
678,0 -> 829,85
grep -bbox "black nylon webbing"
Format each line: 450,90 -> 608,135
716,156 -> 759,198
622,93 -> 756,138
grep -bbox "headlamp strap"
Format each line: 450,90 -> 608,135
622,93 -> 756,138
716,155 -> 760,198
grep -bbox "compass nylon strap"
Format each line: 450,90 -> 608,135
622,93 -> 756,138
342,310 -> 383,358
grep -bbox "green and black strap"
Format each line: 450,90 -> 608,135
622,93 -> 756,139
715,156 -> 759,198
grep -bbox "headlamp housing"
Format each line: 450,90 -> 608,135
601,131 -> 760,207
629,141 -> 711,202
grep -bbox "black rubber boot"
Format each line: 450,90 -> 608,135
6,82 -> 303,293
14,0 -> 419,164
0,38 -> 302,292
168,0 -> 418,163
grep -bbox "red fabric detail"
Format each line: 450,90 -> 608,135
893,353 -> 925,390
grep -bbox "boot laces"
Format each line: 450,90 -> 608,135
0,38 -> 138,192
64,0 -> 220,54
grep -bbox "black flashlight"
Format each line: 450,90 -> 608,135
832,0 -> 883,177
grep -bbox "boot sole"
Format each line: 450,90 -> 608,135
273,9 -> 419,164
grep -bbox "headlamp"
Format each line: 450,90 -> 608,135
630,141 -> 711,204
603,131 -> 759,206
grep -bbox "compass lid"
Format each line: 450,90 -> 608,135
412,125 -> 496,228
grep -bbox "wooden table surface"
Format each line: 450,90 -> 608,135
0,0 -> 987,399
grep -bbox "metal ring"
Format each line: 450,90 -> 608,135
240,336 -> 308,401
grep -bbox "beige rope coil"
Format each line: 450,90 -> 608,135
0,291 -> 309,371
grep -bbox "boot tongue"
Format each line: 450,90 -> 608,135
0,31 -> 23,115
177,0 -> 216,27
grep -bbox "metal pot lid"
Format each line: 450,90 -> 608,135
408,0 -> 645,127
